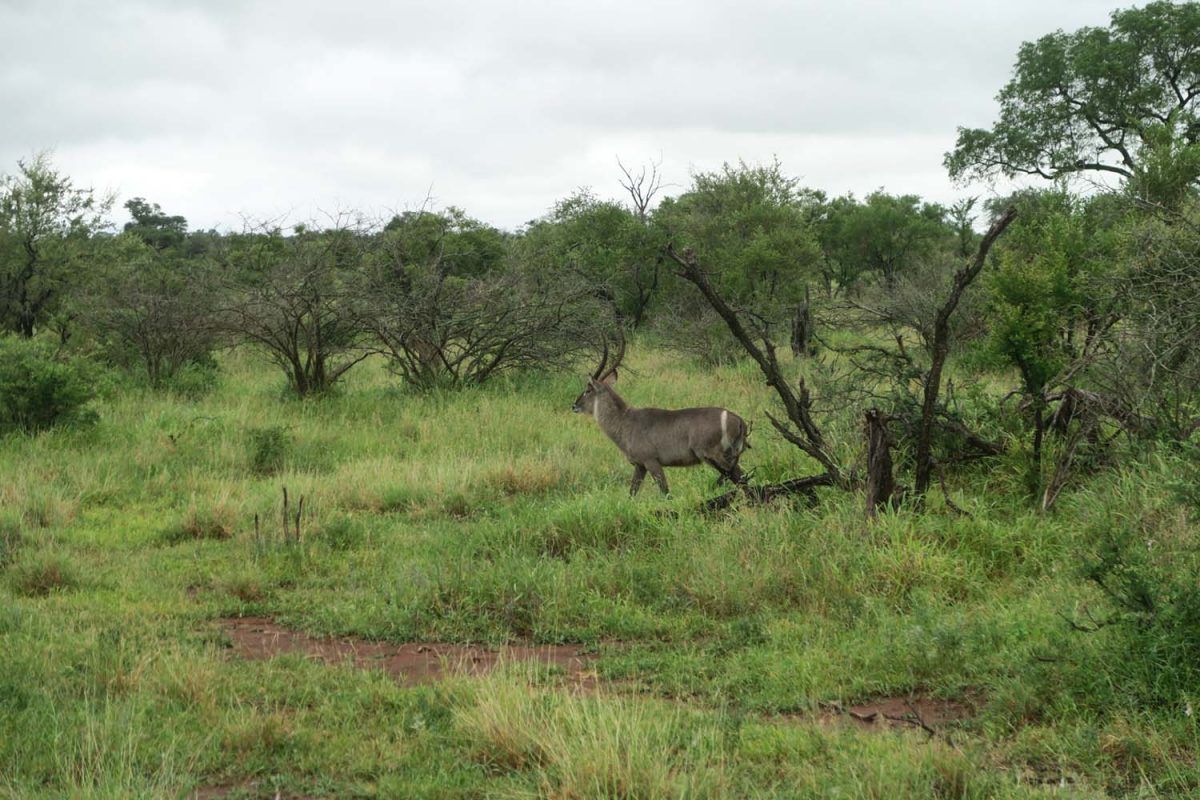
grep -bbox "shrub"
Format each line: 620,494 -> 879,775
1076,504 -> 1200,709
0,336 -> 95,434
246,426 -> 292,476
83,235 -> 224,389
654,309 -> 744,368
164,503 -> 237,544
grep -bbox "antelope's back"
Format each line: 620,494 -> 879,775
626,406 -> 741,466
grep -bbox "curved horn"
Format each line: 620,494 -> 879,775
590,337 -> 610,381
603,327 -> 626,380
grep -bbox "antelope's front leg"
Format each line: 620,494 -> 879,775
630,464 -> 647,496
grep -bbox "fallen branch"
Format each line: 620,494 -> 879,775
935,461 -> 970,518
700,473 -> 836,513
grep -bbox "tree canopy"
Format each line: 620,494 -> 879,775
946,1 -> 1200,206
0,153 -> 109,337
123,197 -> 188,252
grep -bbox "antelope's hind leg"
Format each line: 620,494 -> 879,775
646,460 -> 670,495
704,454 -> 744,486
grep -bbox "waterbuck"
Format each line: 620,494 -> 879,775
571,338 -> 749,495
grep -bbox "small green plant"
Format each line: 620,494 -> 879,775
317,515 -> 364,551
246,425 -> 292,476
222,570 -> 268,604
0,336 -> 96,434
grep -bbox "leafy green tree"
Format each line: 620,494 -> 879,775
0,153 -> 110,337
123,197 -> 187,252
381,207 -> 506,279
517,190 -> 663,327
219,221 -> 369,396
947,1 -> 1200,206
983,190 -> 1124,493
83,233 -> 221,387
816,191 -> 950,291
654,160 -> 822,311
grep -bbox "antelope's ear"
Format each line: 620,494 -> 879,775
601,369 -> 618,386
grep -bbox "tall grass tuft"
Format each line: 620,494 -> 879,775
7,551 -> 81,596
458,671 -> 729,798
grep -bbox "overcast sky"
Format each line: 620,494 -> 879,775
0,0 -> 1119,231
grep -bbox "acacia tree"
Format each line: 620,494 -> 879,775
978,191 -> 1127,495
381,206 -> 507,279
829,208 -> 1017,503
0,153 -> 110,337
1093,197 -> 1200,442
83,232 -> 222,387
946,1 -> 1200,207
220,219 -> 369,396
655,160 -> 822,306
617,157 -> 667,326
123,197 -> 188,252
363,211 -> 604,390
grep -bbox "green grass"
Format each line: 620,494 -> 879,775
1,345 -> 1198,798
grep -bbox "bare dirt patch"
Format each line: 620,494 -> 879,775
216,616 -> 597,686
190,784 -> 320,800
817,693 -> 977,734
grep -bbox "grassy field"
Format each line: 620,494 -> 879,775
1,344 -> 1197,798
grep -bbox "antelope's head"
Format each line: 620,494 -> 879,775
572,332 -> 624,415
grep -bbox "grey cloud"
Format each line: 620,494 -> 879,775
0,0 -> 1117,229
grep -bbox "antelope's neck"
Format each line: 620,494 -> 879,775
594,391 -> 631,446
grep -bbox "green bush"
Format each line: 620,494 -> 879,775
1079,511 -> 1200,709
246,425 -> 292,475
162,502 -> 238,544
1169,441 -> 1200,515
0,337 -> 96,434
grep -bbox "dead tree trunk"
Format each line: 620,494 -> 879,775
667,245 -> 841,484
864,409 -> 896,517
913,207 -> 1017,499
791,285 -> 814,357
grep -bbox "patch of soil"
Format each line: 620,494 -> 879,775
190,784 -> 320,799
216,617 -> 597,687
817,693 -> 977,733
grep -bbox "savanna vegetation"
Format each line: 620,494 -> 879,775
3,2 -> 1200,797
